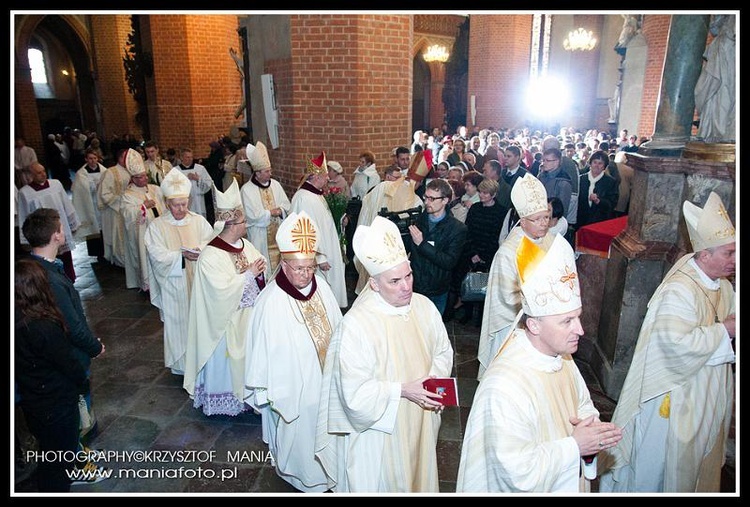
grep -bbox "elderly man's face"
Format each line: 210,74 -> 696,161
167,197 -> 190,220
698,242 -> 736,280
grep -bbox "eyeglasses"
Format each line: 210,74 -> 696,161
542,158 -> 559,164
283,261 -> 317,275
424,195 -> 447,203
523,215 -> 551,225
230,219 -> 247,226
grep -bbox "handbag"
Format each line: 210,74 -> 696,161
78,395 -> 97,437
461,271 -> 489,302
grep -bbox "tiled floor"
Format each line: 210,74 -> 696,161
14,242 -> 733,494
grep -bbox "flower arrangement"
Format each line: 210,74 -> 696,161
324,186 -> 349,262
324,187 -> 348,235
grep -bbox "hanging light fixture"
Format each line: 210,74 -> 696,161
423,44 -> 449,63
563,28 -> 597,51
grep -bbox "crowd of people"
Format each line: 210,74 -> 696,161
13,121 -> 734,494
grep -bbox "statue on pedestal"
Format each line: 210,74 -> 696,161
695,14 -> 736,143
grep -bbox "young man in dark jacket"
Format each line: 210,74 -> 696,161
408,179 -> 467,315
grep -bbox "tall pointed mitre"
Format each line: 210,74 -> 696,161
245,141 -> 271,172
682,191 -> 735,252
353,215 -> 408,276
277,211 -> 318,260
213,179 -> 244,234
160,167 -> 190,199
125,148 -> 146,176
407,150 -> 432,182
305,151 -> 328,176
511,173 -> 548,218
517,233 -> 581,317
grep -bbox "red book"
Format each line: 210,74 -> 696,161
423,377 -> 459,406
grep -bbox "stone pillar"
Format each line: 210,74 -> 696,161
588,152 -> 735,400
639,15 -> 710,156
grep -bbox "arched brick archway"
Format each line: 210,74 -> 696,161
14,14 -> 99,162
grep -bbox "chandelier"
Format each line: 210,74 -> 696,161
563,28 -> 597,51
423,44 -> 449,63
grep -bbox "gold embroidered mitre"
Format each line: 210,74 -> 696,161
277,211 -> 318,260
518,234 -> 581,317
511,173 -> 548,218
682,191 -> 735,252
353,215 -> 408,276
125,148 -> 146,176
160,167 -> 191,199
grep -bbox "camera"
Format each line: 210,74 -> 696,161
378,205 -> 423,253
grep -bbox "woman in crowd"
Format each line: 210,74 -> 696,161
15,259 -> 88,492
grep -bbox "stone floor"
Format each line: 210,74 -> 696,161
14,241 -> 734,495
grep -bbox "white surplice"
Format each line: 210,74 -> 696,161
457,330 -> 598,493
477,227 -> 555,379
245,275 -> 343,492
183,238 -> 265,416
18,180 -> 80,254
598,255 -> 735,492
290,186 -> 347,308
97,163 -> 131,266
239,178 -> 290,279
174,164 -> 213,218
120,184 -> 165,290
144,211 -> 214,374
315,286 -> 453,492
71,164 -> 107,240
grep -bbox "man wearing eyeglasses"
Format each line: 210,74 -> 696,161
478,173 -> 556,380
407,178 -> 467,315
245,211 -> 342,492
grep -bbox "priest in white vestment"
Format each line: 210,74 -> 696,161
239,141 -> 291,279
599,192 -> 736,493
174,147 -> 214,219
315,216 -> 453,493
144,141 -> 173,185
245,211 -> 342,492
145,169 -> 213,375
290,152 -> 347,308
18,162 -> 80,282
457,234 -> 623,493
97,147 -> 131,267
183,180 -> 266,416
120,149 -> 165,291
71,149 -> 107,258
477,173 -> 555,380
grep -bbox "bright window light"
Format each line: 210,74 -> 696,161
526,76 -> 570,119
28,48 -> 48,84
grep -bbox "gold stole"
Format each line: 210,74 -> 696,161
260,186 -> 281,272
294,292 -> 333,370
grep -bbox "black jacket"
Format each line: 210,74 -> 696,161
29,255 -> 103,369
410,211 -> 467,297
15,310 -> 88,410
577,173 -> 619,228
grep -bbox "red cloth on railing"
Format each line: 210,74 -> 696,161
575,216 -> 628,258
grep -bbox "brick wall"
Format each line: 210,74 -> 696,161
90,15 -> 139,144
146,15 -> 242,159
468,14 -> 534,130
269,14 -> 413,193
638,15 -> 671,140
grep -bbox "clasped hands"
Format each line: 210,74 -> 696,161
571,415 -> 623,456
